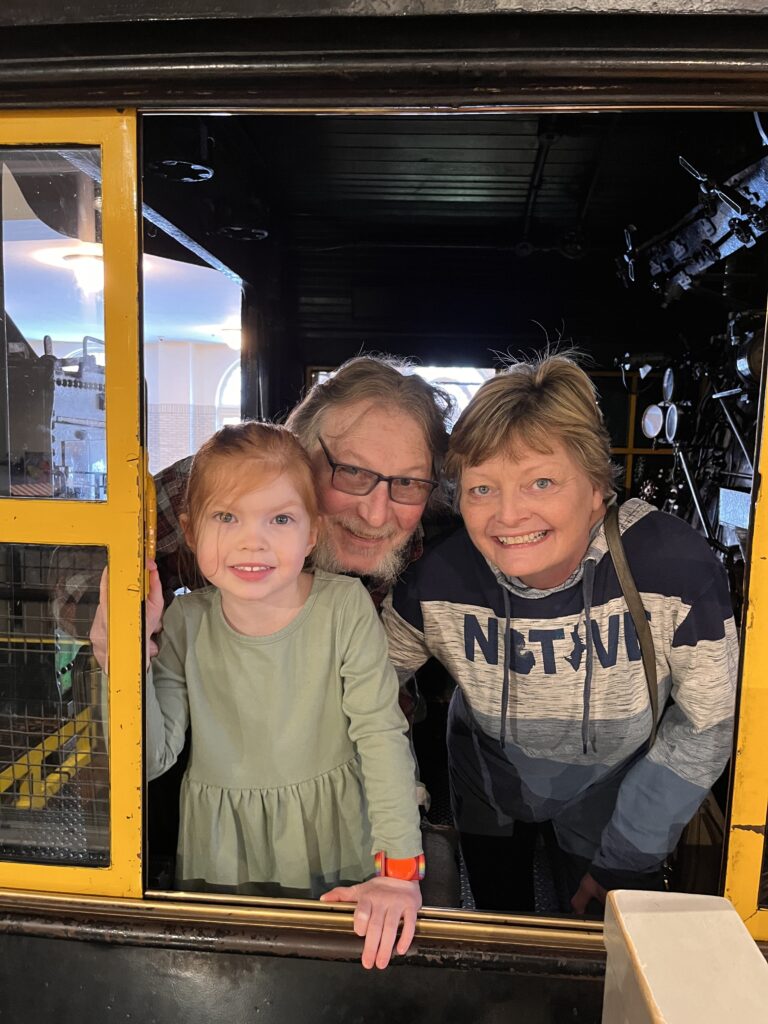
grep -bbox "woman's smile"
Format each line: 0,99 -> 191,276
494,530 -> 550,547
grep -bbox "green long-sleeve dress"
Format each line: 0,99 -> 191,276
146,570 -> 422,896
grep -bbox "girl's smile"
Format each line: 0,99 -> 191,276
228,563 -> 276,580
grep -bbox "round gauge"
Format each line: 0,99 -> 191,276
662,367 -> 675,403
665,403 -> 679,444
736,337 -> 764,385
641,403 -> 664,439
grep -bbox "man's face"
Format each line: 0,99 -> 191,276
311,400 -> 433,579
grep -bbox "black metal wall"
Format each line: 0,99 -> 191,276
0,931 -> 605,1024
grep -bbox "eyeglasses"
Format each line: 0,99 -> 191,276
318,437 -> 438,506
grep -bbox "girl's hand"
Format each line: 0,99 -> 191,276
570,872 -> 607,914
320,876 -> 421,970
90,559 -> 164,673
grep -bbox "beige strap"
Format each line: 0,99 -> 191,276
604,504 -> 659,746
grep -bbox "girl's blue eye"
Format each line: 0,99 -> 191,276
214,511 -> 235,523
533,478 -> 553,490
273,513 -> 293,525
469,485 -> 492,497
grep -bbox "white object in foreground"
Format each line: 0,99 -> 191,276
602,890 -> 768,1023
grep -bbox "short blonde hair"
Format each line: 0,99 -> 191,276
185,421 -> 318,541
446,354 -> 617,497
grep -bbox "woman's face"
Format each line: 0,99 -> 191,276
459,438 -> 606,590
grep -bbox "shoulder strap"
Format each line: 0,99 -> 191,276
603,504 -> 659,746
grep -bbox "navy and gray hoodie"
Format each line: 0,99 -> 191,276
381,499 -> 737,889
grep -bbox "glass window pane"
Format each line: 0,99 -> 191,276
1,148 -> 106,500
0,543 -> 109,867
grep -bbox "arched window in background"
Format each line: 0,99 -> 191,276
216,360 -> 241,428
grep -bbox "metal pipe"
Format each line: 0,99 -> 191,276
715,395 -> 754,474
675,447 -> 727,553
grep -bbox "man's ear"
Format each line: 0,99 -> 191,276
180,513 -> 195,552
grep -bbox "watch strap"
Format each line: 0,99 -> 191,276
374,851 -> 425,882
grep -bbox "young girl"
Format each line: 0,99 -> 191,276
145,421 -> 424,969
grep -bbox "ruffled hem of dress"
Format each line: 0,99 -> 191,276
177,755 -> 374,896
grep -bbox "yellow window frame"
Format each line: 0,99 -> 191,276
0,110 -> 142,898
725,340 -> 768,938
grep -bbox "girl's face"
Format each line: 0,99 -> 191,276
186,472 -> 318,618
459,437 -> 605,590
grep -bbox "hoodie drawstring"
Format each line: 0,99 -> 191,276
581,558 -> 597,755
500,586 -> 512,749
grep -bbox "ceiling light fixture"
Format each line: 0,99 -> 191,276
32,242 -> 104,297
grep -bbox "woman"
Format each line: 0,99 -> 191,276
381,354 -> 737,914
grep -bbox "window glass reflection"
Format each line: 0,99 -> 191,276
0,543 -> 109,866
1,148 -> 105,500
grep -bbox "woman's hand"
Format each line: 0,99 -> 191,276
90,559 -> 164,672
320,876 -> 421,970
570,872 -> 607,914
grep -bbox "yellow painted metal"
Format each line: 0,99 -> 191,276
724,318 -> 768,940
0,110 -> 142,898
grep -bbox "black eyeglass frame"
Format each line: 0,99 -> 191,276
317,436 -> 438,506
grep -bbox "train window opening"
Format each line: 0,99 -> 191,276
139,109 -> 765,919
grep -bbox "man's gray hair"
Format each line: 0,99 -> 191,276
286,354 -> 454,506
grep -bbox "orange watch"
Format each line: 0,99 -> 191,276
374,851 -> 425,882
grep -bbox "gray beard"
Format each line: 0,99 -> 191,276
311,528 -> 410,588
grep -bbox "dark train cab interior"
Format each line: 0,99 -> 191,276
139,108 -> 765,909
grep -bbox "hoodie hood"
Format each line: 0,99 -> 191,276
491,497 -> 657,753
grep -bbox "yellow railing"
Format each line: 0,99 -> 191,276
0,708 -> 93,811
